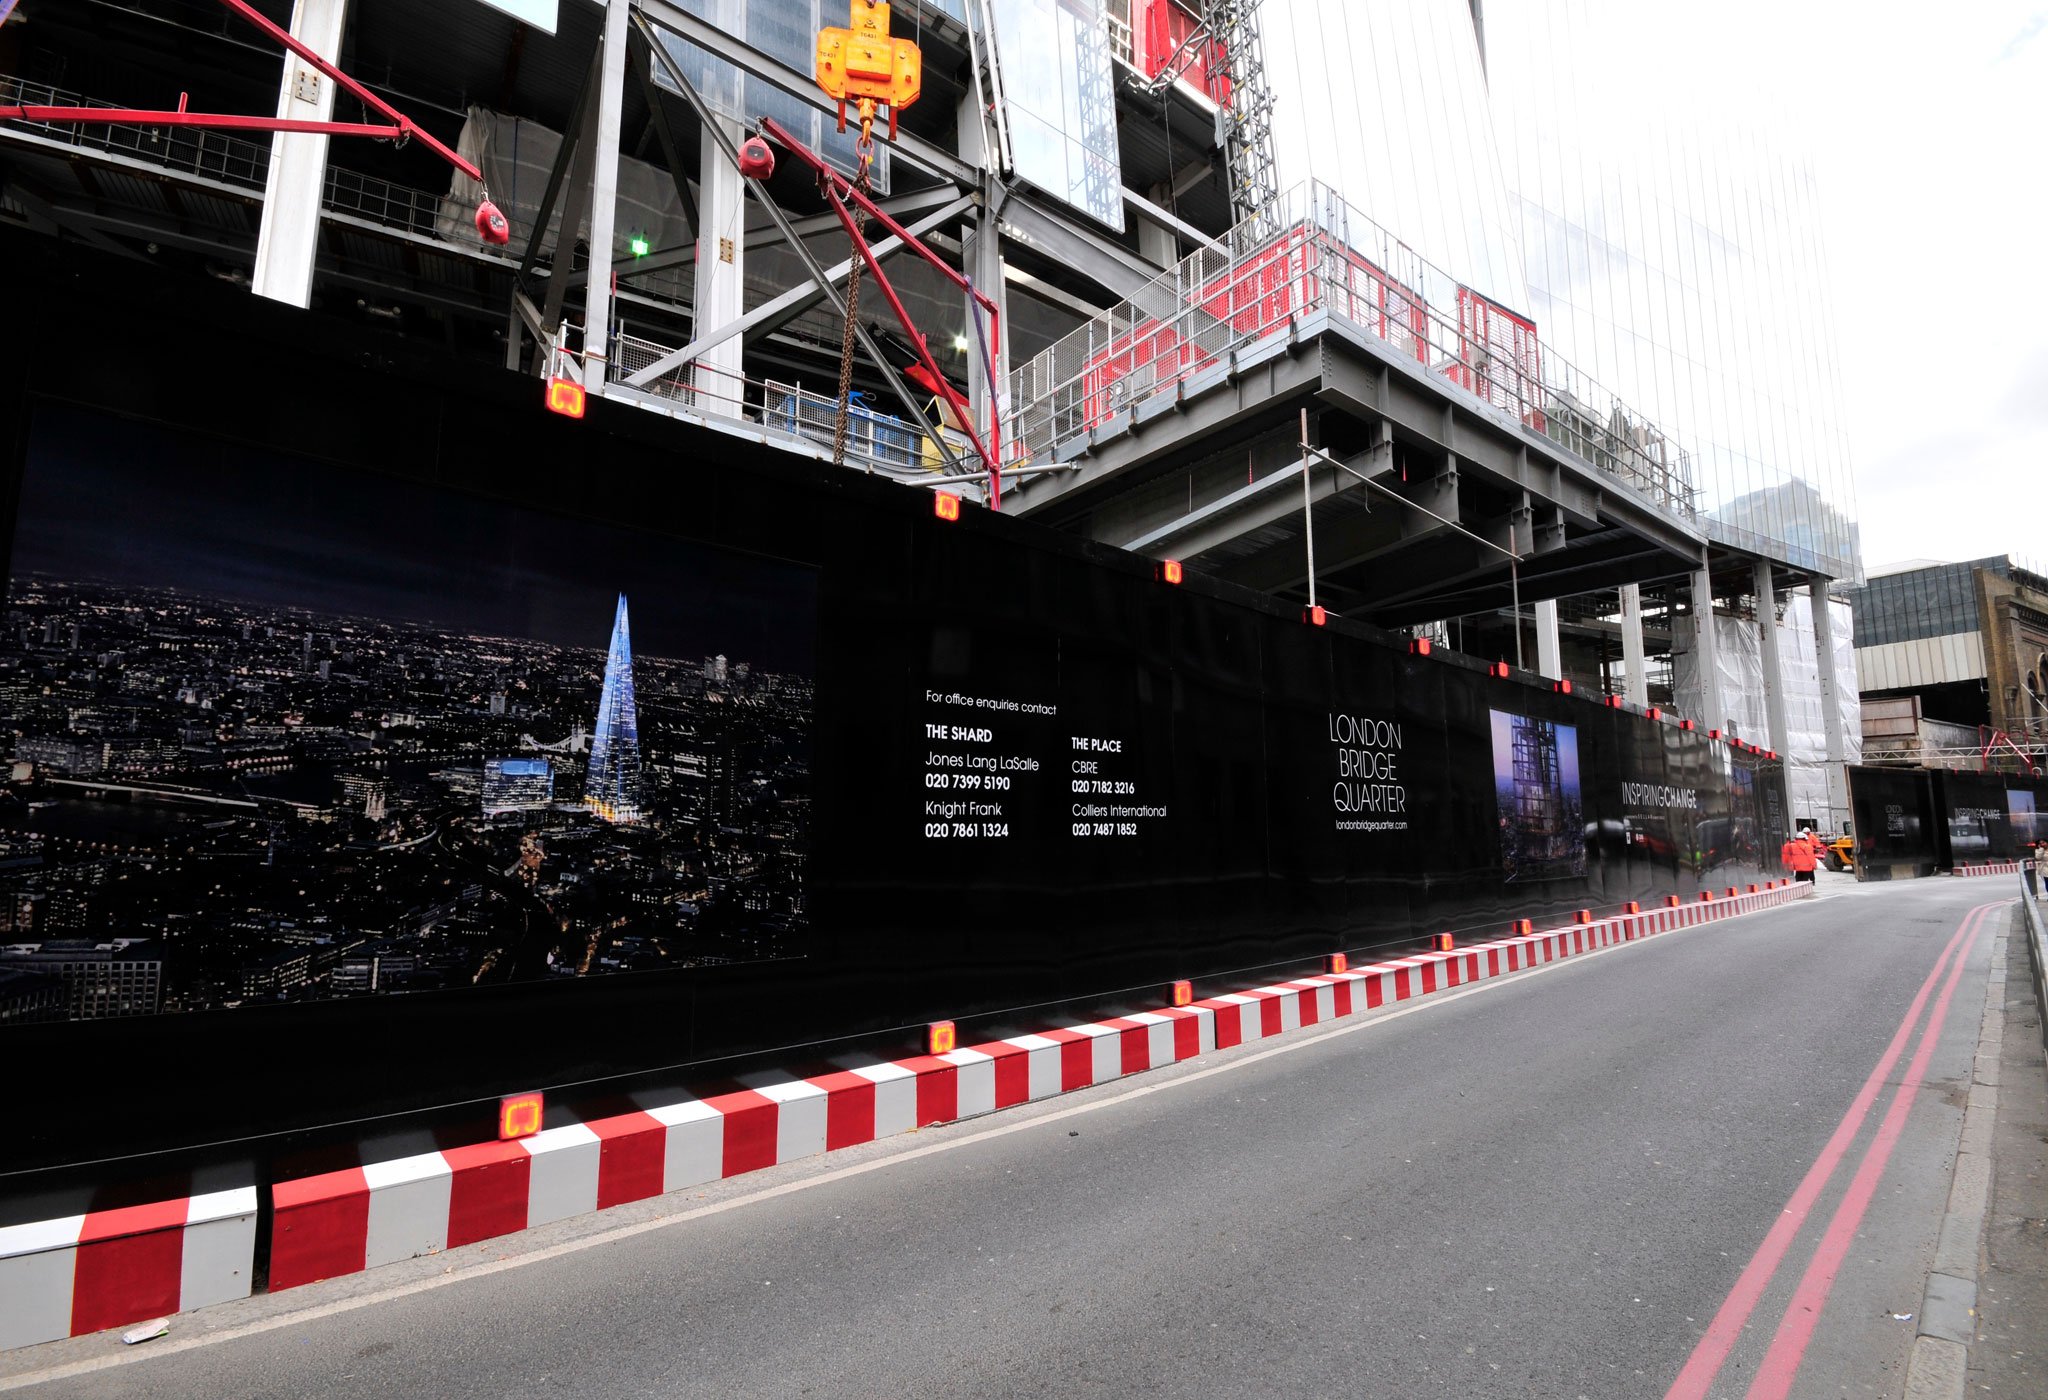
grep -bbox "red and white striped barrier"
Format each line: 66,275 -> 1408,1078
0,1186 -> 258,1349
266,880 -> 1809,1294
1951,860 -> 2025,877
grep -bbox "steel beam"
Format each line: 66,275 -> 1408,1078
1619,583 -> 1649,705
994,195 -> 1160,302
582,0 -> 630,391
620,195 -> 971,389
252,0 -> 348,309
1754,558 -> 1791,756
1534,598 -> 1563,680
1690,557 -> 1722,729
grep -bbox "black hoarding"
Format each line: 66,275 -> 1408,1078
0,249 -> 1790,1170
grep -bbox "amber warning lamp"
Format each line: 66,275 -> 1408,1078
1158,559 -> 1185,585
932,491 -> 961,521
499,1091 -> 545,1141
545,378 -> 586,419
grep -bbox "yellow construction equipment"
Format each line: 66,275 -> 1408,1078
815,0 -> 921,147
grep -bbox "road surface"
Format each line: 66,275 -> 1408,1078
4,874 -> 2034,1398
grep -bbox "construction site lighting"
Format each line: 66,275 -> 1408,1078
1409,637 -> 1432,656
1159,559 -> 1184,585
932,491 -> 961,521
1305,605 -> 1327,627
927,1020 -> 957,1056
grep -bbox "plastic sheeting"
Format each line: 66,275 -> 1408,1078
1672,593 -> 1860,827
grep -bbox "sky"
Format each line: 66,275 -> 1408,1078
1797,2 -> 2048,572
11,405 -> 819,676
1262,0 -> 2047,579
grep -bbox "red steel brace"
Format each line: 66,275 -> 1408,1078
0,0 -> 483,185
758,116 -> 1005,506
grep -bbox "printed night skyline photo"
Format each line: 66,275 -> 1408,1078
0,407 -> 816,1023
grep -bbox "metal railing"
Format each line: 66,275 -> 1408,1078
1006,180 -> 1701,521
610,330 -> 971,481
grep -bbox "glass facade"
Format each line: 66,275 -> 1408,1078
1846,557 -> 2011,649
1262,0 -> 1526,310
988,0 -> 1127,231
1483,0 -> 1859,581
1257,0 -> 1859,581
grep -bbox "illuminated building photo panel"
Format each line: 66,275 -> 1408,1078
0,407 -> 815,1020
1489,710 -> 1585,883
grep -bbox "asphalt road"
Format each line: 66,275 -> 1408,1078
3,873 -> 2013,1399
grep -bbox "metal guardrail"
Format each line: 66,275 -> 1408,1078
2019,875 -> 2046,1054
1006,179 -> 1701,521
609,331 -> 970,481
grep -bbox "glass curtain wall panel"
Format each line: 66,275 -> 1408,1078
987,0 -> 1127,230
1260,0 -> 1528,312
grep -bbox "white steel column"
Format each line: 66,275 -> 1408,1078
1809,577 -> 1850,826
582,0 -> 629,396
252,0 -> 348,309
1753,559 -> 1790,755
693,114 -> 747,416
1619,583 -> 1649,706
1691,561 -> 1721,729
1534,598 -> 1563,680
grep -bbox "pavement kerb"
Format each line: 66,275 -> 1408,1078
0,882 -> 1816,1352
1902,891 -> 2029,1400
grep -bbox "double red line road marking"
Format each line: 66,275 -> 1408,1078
1665,899 -> 1999,1400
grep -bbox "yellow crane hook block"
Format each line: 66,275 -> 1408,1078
816,0 -> 921,142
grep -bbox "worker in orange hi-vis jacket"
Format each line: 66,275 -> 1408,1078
1782,833 -> 1819,885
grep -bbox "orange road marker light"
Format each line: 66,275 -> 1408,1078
1573,909 -> 1593,925
1514,918 -> 1534,936
1699,890 -> 1716,902
499,1091 -> 544,1142
927,1020 -> 957,1055
1409,637 -> 1432,656
1431,933 -> 1455,952
1169,980 -> 1193,1008
1553,679 -> 1572,694
1304,604 -> 1327,627
1624,901 -> 1641,914
1323,953 -> 1349,974
932,491 -> 961,521
1725,887 -> 1739,898
815,0 -> 921,143
1665,894 -> 1681,907
1158,559 -> 1185,585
